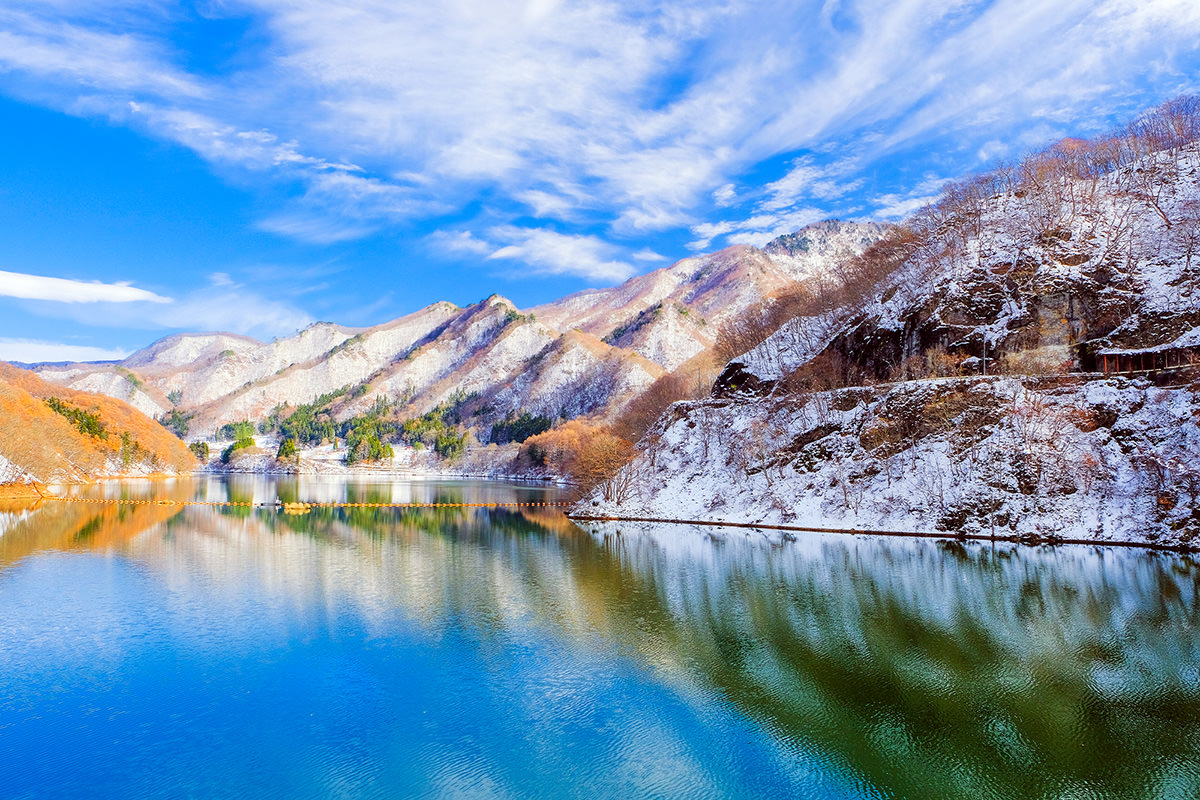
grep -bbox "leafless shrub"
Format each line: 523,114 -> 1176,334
612,373 -> 695,443
1173,197 -> 1200,271
1000,347 -> 1073,376
713,286 -> 816,364
573,432 -> 637,503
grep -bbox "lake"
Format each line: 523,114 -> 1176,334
1,476 -> 1198,799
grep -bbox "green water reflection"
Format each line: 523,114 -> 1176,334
2,476 -> 1197,799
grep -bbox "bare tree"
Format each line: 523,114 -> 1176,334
1173,196 -> 1200,271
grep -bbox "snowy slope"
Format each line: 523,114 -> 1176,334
579,376 -> 1199,548
732,142 -> 1200,388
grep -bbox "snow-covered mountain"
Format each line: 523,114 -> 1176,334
579,99 -> 1200,548
32,221 -> 883,439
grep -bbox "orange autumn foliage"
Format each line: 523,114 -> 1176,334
0,362 -> 196,482
517,419 -> 635,496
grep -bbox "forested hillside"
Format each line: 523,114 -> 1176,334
0,363 -> 197,484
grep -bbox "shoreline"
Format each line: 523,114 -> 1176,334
196,465 -> 569,486
568,513 -> 1200,554
7,470 -> 1194,554
0,483 -> 46,499
0,466 -> 568,489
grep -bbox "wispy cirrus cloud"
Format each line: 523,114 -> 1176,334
0,269 -> 169,303
689,157 -> 863,248
760,158 -> 863,211
632,248 -> 669,263
144,287 -> 312,339
434,226 -> 641,283
0,5 -> 205,100
866,194 -> 933,220
487,227 -> 638,283
721,208 -> 830,248
1,0 -> 1200,264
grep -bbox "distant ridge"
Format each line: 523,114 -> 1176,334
31,220 -> 884,441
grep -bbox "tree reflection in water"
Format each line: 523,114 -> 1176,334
1,476 -> 1197,799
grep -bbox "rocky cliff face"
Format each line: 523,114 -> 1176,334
32,221 -> 882,440
725,137 -> 1200,391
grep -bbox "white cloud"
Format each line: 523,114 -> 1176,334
428,230 -> 493,257
433,226 -> 641,282
757,156 -> 864,212
130,105 -> 362,174
148,289 -> 311,339
2,0 -> 1200,250
485,227 -> 636,283
687,220 -> 735,251
0,269 -> 170,303
19,278 -> 311,340
613,204 -> 694,234
632,248 -> 669,262
516,189 -> 585,219
711,183 -> 736,207
723,207 -> 827,247
759,161 -> 825,212
0,8 -> 206,100
690,204 -> 829,250
870,192 -> 938,220
0,338 -> 130,364
256,214 -> 378,244
911,175 -> 954,196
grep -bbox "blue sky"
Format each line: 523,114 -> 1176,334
2,0 -> 1199,362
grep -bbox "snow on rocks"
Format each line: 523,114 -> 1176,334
0,452 -> 38,486
578,376 -> 1200,549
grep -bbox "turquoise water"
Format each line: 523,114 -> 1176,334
1,476 -> 1198,799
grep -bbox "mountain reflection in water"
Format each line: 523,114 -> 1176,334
1,476 -> 1197,799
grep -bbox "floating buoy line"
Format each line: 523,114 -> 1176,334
45,497 -> 573,512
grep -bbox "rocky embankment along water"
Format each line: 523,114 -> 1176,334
577,375 -> 1199,549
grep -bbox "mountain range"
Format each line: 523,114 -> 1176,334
32,220 -> 885,442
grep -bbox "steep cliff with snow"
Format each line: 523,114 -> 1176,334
725,132 -> 1200,391
580,376 -> 1199,547
579,100 -> 1200,549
